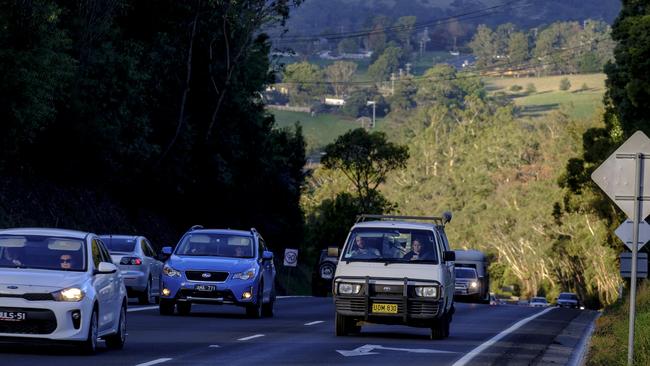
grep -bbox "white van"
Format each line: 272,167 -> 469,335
332,214 -> 456,339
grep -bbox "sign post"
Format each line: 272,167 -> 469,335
591,131 -> 650,366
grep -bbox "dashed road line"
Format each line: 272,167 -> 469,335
304,320 -> 325,326
209,345 -> 221,348
128,306 -> 159,313
135,358 -> 172,366
237,334 -> 265,341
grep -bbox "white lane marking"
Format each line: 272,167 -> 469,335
135,358 -> 172,366
276,296 -> 313,299
209,345 -> 221,348
338,344 -> 456,357
305,320 -> 325,326
128,306 -> 159,313
238,334 -> 265,341
452,307 -> 555,366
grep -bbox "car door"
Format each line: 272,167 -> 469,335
91,238 -> 116,332
98,239 -> 121,327
438,230 -> 455,303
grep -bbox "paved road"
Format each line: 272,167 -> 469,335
0,297 -> 582,366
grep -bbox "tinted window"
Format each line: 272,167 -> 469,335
175,233 -> 254,258
531,297 -> 547,302
91,239 -> 103,267
559,293 -> 578,300
0,235 -> 86,272
97,240 -> 112,263
101,237 -> 136,252
455,268 -> 477,279
342,228 -> 438,264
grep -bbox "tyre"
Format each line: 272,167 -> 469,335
138,278 -> 153,305
335,313 -> 359,336
246,285 -> 263,318
80,308 -> 99,354
177,302 -> 192,316
430,313 -> 450,340
159,299 -> 175,315
105,305 -> 127,350
262,286 -> 275,317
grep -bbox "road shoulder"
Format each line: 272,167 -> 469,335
534,309 -> 600,366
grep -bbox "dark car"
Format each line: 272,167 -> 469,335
311,248 -> 338,297
556,292 -> 580,308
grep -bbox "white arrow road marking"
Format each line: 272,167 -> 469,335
337,344 -> 457,357
128,306 -> 159,313
305,320 -> 324,326
452,307 -> 555,366
238,334 -> 265,341
135,358 -> 172,366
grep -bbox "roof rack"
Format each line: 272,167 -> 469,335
356,213 -> 452,226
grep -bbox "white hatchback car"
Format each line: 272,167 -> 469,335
0,228 -> 127,353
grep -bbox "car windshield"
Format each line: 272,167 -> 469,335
0,235 -> 86,272
342,228 -> 439,264
455,267 -> 477,279
175,233 -> 254,258
559,293 -> 578,300
532,297 -> 547,303
101,237 -> 136,252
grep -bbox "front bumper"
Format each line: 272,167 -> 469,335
161,276 -> 258,306
0,296 -> 93,341
333,276 -> 445,327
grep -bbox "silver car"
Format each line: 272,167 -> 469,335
100,235 -> 163,304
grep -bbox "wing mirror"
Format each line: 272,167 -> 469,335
262,251 -> 274,261
327,246 -> 339,258
443,251 -> 456,262
96,262 -> 118,274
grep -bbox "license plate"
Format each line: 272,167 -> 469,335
372,303 -> 398,314
195,285 -> 216,292
0,311 -> 26,322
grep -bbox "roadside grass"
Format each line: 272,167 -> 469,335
485,73 -> 606,119
587,282 -> 650,366
270,109 -> 384,153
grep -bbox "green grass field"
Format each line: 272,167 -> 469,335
270,109 -> 385,152
485,74 -> 606,119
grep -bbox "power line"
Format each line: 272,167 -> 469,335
271,0 -> 529,44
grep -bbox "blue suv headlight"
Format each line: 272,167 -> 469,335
163,264 -> 181,277
233,268 -> 256,280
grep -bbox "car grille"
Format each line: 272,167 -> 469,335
335,297 -> 440,317
178,289 -> 235,301
371,284 -> 404,295
335,297 -> 366,313
0,307 -> 57,335
0,293 -> 54,301
185,271 -> 229,282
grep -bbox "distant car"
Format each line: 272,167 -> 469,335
529,297 -> 549,307
0,228 -> 128,354
100,235 -> 163,305
489,293 -> 500,306
556,292 -> 580,308
311,248 -> 338,297
454,267 -> 484,302
454,250 -> 490,303
159,227 -> 276,318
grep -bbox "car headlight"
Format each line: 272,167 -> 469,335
52,287 -> 85,302
338,283 -> 361,295
163,265 -> 181,277
415,286 -> 438,298
233,268 -> 256,280
470,281 -> 478,289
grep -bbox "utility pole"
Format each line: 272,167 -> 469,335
390,73 -> 396,95
406,63 -> 412,76
366,101 -> 376,129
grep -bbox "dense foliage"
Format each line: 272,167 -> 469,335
0,0 -> 306,251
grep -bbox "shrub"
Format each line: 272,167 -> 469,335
559,77 -> 571,91
580,82 -> 589,91
509,84 -> 523,92
525,83 -> 537,93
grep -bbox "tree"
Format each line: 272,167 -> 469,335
495,23 -> 517,58
337,38 -> 358,54
559,77 -> 571,91
508,32 -> 529,65
394,16 -> 417,50
469,25 -> 496,68
322,129 -> 409,211
283,62 -> 327,105
367,46 -> 402,82
325,61 -> 357,96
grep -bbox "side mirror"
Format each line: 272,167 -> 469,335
262,251 -> 274,260
443,251 -> 456,262
162,246 -> 173,255
96,262 -> 118,274
327,246 -> 339,258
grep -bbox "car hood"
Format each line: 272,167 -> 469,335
334,261 -> 443,283
168,255 -> 256,272
0,268 -> 87,293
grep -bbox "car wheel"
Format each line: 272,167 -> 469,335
262,286 -> 275,317
335,313 -> 359,336
430,313 -> 449,340
159,299 -> 175,315
246,285 -> 263,318
105,305 -> 127,350
138,278 -> 153,305
80,308 -> 99,354
177,302 -> 191,316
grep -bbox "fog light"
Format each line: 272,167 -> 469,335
162,288 -> 171,296
71,310 -> 81,329
242,291 -> 252,299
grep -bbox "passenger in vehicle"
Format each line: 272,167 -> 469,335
403,238 -> 434,260
350,236 -> 380,258
59,253 -> 74,269
234,246 -> 250,258
0,247 -> 23,266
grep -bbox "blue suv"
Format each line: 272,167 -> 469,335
159,227 -> 276,318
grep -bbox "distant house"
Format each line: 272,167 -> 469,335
324,97 -> 346,106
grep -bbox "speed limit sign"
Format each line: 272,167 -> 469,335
283,248 -> 298,267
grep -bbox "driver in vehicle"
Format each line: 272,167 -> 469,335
350,236 -> 380,258
0,247 -> 23,266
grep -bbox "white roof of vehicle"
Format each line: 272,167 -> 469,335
353,220 -> 438,231
0,227 -> 90,239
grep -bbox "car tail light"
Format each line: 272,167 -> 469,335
120,257 -> 142,265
